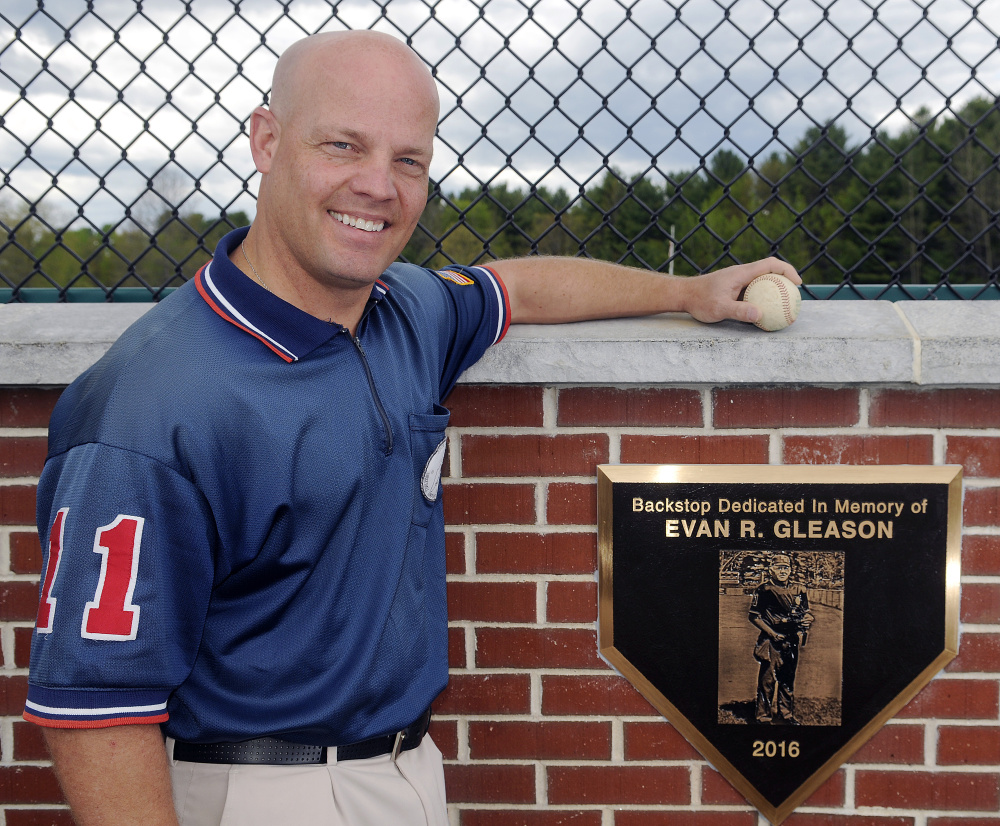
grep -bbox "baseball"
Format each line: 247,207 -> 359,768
741,273 -> 801,331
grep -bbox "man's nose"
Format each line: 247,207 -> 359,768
350,155 -> 397,201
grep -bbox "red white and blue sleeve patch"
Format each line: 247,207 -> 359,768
24,685 -> 170,729
438,265 -> 511,346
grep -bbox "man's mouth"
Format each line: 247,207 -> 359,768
330,211 -> 386,233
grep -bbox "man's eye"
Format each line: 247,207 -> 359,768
331,142 -> 351,150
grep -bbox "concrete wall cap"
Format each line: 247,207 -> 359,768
1,300 -> 998,386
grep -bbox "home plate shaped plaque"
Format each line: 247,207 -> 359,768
597,465 -> 961,824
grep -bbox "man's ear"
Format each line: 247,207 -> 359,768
248,106 -> 279,174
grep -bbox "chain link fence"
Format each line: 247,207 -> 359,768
2,0 -> 999,302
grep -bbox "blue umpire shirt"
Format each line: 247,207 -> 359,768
26,227 -> 510,745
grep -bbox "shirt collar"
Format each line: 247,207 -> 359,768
195,228 -> 388,363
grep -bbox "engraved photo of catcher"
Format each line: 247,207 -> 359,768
749,553 -> 815,725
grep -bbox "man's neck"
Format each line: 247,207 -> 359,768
232,231 -> 372,335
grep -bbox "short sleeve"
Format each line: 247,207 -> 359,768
25,443 -> 216,728
425,264 -> 510,397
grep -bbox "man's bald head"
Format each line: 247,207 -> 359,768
268,31 -> 439,122
242,30 -> 441,318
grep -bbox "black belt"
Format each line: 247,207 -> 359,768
172,708 -> 431,766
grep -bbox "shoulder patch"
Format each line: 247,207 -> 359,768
436,269 -> 476,286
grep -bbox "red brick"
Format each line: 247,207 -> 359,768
0,388 -> 63,428
545,482 -> 596,526
871,389 -> 1000,428
444,764 -> 535,803
1,485 -> 37,525
541,675 -> 656,716
10,531 -> 43,575
899,679 -> 998,719
966,486 -> 1000,527
927,811 -> 998,826
947,633 -> 1000,673
436,674 -> 531,715
1,580 -> 42,622
701,766 -> 747,805
937,725 -> 1000,765
475,628 -> 601,669
782,817 -> 913,826
448,627 -> 466,668
448,581 -> 536,623
427,719 -> 457,760
548,765 -> 689,805
5,811 -> 75,826
616,814 -> 756,826
13,720 -> 50,761
623,721 -> 701,760
801,769 -> 845,806
948,436 -> 1000,478
620,435 -> 769,465
15,626 -> 34,668
855,769 -> 999,810
462,434 -> 608,477
0,675 -> 29,715
446,532 -> 466,575
443,483 -> 535,525
962,583 -> 1000,624
462,812 -> 602,826
476,532 -> 596,575
546,581 -> 596,623
0,437 -> 48,478
0,765 -> 63,804
783,435 -> 933,465
964,535 -> 1000,575
557,387 -> 702,427
468,720 -> 611,760
445,385 -> 543,427
713,387 -> 860,428
850,724 -> 925,764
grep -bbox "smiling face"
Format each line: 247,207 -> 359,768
252,32 -> 439,295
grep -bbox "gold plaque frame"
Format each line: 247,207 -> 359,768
597,464 -> 961,824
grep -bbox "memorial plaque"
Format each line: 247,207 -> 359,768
597,465 -> 961,824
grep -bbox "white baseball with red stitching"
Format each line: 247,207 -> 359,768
741,273 -> 802,331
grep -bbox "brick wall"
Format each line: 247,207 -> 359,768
2,383 -> 998,825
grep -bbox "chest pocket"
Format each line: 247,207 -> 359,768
409,405 -> 450,527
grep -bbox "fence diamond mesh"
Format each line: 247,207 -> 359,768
2,0 -> 998,301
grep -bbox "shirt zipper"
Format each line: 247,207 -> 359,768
350,333 -> 394,455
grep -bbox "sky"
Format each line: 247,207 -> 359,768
1,0 -> 998,229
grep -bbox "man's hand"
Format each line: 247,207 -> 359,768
673,257 -> 802,325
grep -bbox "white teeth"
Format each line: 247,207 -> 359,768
331,212 -> 385,232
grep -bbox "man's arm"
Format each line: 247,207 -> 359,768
43,725 -> 179,826
489,256 -> 801,325
751,615 -> 786,642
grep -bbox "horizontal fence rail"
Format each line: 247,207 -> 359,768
2,0 -> 999,302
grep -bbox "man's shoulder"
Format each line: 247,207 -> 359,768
49,281 -> 240,452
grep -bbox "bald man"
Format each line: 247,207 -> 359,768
27,31 -> 800,826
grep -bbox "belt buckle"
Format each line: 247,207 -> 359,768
390,729 -> 406,763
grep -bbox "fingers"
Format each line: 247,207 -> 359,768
735,299 -> 761,325
686,257 -> 799,324
746,257 -> 801,285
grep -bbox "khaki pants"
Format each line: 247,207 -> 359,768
168,736 -> 448,826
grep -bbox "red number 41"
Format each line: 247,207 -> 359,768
36,510 -> 145,641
